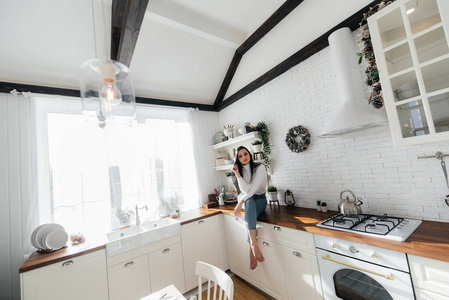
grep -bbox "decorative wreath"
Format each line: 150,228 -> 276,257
285,126 -> 311,153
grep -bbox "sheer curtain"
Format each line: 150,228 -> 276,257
0,93 -> 39,300
188,109 -> 222,202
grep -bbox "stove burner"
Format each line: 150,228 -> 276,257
366,223 -> 376,229
376,214 -> 389,221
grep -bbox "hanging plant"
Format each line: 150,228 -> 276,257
356,0 -> 396,109
255,121 -> 271,168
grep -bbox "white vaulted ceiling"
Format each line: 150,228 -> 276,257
0,0 -> 374,107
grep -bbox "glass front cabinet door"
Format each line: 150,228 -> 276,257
368,0 -> 449,146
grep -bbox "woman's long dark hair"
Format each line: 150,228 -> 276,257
234,146 -> 263,181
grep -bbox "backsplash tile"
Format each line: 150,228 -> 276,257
218,37 -> 449,222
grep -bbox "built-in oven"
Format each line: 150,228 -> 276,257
315,234 -> 415,300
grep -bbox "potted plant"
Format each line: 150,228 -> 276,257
267,186 -> 278,201
321,201 -> 328,212
256,122 -> 271,168
251,139 -> 263,153
316,200 -> 322,211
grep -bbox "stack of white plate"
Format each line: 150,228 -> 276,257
31,223 -> 68,250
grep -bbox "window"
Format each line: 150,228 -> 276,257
38,98 -> 200,237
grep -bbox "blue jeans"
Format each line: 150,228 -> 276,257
243,193 -> 267,242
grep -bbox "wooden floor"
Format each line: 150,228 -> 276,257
197,274 -> 275,300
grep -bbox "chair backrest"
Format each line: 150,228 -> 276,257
195,261 -> 234,300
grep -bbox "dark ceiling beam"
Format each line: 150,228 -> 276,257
237,0 -> 305,56
213,0 -> 305,107
111,0 -> 149,67
216,0 -> 383,111
0,82 -> 215,111
0,82 -> 81,98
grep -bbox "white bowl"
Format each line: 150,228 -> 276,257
238,128 -> 246,135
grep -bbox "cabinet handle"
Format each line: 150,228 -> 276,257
62,260 -> 74,267
274,226 -> 281,231
124,261 -> 134,268
263,241 -> 269,246
162,248 -> 171,253
293,251 -> 302,258
198,220 -> 204,224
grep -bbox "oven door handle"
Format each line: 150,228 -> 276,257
321,254 -> 394,280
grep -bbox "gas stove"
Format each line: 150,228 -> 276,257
316,213 -> 422,241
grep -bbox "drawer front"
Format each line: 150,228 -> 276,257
181,214 -> 219,230
409,254 -> 449,297
257,222 -> 316,254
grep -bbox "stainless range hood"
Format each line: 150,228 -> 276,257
319,27 -> 388,138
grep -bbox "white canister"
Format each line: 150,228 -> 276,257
217,193 -> 225,205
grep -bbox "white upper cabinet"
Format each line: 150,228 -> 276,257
368,0 -> 449,146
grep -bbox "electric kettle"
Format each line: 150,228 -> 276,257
338,189 -> 363,214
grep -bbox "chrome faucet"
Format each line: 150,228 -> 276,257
135,205 -> 148,226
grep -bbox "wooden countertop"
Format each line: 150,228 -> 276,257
210,204 -> 449,263
20,205 -> 449,273
19,209 -> 221,273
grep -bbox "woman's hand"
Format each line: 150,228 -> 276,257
232,164 -> 241,178
234,201 -> 243,217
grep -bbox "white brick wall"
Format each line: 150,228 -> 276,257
218,39 -> 449,222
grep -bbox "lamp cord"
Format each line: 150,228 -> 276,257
101,0 -> 108,60
90,0 -> 98,59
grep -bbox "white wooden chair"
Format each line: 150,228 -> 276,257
195,261 -> 234,300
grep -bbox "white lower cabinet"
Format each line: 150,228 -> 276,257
181,215 -> 227,291
21,249 -> 108,300
409,254 -> 449,300
149,242 -> 185,293
223,215 -> 259,286
223,215 -> 323,300
282,245 -> 323,300
106,235 -> 184,300
108,254 -> 151,300
415,289 -> 449,300
258,239 -> 288,300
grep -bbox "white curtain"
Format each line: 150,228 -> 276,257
0,93 -> 39,300
188,109 -> 222,203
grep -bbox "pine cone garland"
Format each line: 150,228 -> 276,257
373,83 -> 382,93
358,0 -> 397,108
370,94 -> 384,109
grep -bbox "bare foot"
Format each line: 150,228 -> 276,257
249,247 -> 258,270
251,243 -> 265,262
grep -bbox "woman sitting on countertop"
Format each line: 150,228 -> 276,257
232,146 -> 267,270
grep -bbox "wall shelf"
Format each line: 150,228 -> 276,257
211,131 -> 259,150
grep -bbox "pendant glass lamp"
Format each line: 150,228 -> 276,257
80,59 -> 136,127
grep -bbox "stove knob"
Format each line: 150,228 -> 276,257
349,246 -> 359,253
370,252 -> 378,258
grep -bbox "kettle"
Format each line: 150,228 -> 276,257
338,189 -> 363,215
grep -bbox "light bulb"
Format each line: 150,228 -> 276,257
407,7 -> 415,14
99,82 -> 122,106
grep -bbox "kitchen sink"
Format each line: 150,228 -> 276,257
105,218 -> 180,257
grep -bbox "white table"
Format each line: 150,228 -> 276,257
140,284 -> 187,300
